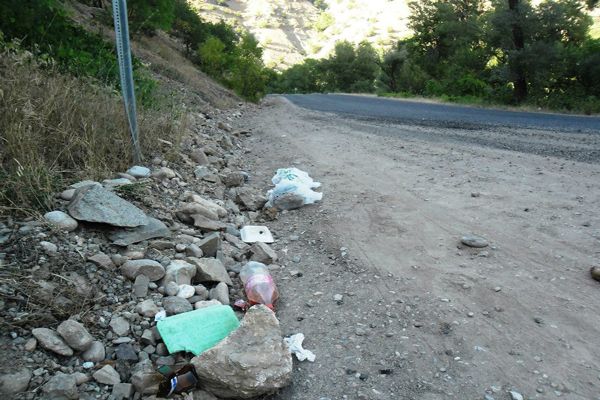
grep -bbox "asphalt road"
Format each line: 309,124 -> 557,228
283,93 -> 600,132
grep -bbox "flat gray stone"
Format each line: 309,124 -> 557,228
191,214 -> 227,231
127,166 -> 150,178
42,373 -> 78,399
249,242 -> 278,264
461,234 -> 489,248
135,299 -> 159,318
131,359 -> 162,395
189,258 -> 232,285
88,252 -> 115,270
121,259 -> 165,281
112,383 -> 134,400
93,365 -> 120,385
191,305 -> 292,399
56,319 -> 94,351
163,296 -> 193,316
110,217 -> 171,246
109,316 -> 130,337
67,185 -> 148,227
32,328 -> 73,356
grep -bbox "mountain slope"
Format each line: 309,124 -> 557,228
191,0 -> 412,69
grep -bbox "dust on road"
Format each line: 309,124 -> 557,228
243,97 -> 600,400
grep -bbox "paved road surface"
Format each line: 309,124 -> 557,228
281,94 -> 600,163
283,93 -> 600,132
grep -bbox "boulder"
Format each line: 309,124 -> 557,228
163,296 -> 193,315
191,149 -> 209,165
32,328 -> 73,356
189,258 -> 232,285
185,194 -> 227,218
191,214 -> 227,231
110,217 -> 171,246
272,192 -> 305,211
179,203 -> 219,221
42,373 -> 78,399
135,299 -> 159,318
87,252 -> 115,270
235,188 -> 267,211
56,319 -> 94,351
162,260 -> 197,286
461,234 -> 489,248
126,166 -> 150,178
209,282 -> 230,305
0,368 -> 31,395
44,211 -> 78,232
196,233 -> 221,258
249,242 -> 278,264
67,185 -> 147,227
191,305 -> 292,399
82,341 -> 105,362
93,365 -> 120,385
121,259 -> 165,281
109,316 -> 130,337
130,359 -> 162,395
223,172 -> 245,188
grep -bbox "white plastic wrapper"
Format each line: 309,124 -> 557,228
267,168 -> 323,208
284,333 -> 316,362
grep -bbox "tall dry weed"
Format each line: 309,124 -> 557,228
0,49 -> 185,215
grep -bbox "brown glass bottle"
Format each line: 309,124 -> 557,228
157,364 -> 199,397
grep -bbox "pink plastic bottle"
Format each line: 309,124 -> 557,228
239,261 -> 279,310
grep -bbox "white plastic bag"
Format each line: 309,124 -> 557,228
284,333 -> 316,362
267,168 -> 323,208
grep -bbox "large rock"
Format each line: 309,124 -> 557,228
135,299 -> 159,318
272,192 -> 305,211
179,203 -> 219,221
188,258 -> 232,285
0,368 -> 31,394
461,234 -> 489,248
56,319 -> 94,351
32,328 -> 73,356
191,305 -> 292,399
110,316 -> 130,337
130,359 -> 162,395
126,166 -> 150,178
44,211 -> 78,232
235,188 -> 267,211
249,242 -> 278,264
42,373 -> 78,399
109,217 -> 171,246
163,296 -> 193,316
82,341 -> 105,362
163,260 -> 197,286
185,194 -> 227,218
196,233 -> 221,258
191,214 -> 227,231
67,185 -> 148,227
93,365 -> 121,385
209,282 -> 230,305
121,259 -> 165,281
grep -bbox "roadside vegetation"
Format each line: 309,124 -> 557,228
269,0 -> 600,115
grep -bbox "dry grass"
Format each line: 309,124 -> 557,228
0,49 -> 185,215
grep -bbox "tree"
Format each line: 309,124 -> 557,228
127,0 -> 175,35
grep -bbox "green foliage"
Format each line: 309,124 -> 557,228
270,41 -> 380,94
0,0 -> 157,107
127,0 -> 175,35
314,12 -> 335,32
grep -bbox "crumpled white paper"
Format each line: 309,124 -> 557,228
284,333 -> 316,362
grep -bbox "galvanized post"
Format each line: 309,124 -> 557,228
112,0 -> 142,164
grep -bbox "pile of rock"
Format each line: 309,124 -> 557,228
0,108 -> 294,399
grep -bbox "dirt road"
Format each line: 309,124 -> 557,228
243,97 -> 600,400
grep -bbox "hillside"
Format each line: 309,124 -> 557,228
191,0 -> 412,69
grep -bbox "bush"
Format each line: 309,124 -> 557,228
0,0 -> 157,107
127,0 -> 175,35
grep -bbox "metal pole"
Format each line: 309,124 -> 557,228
112,0 -> 142,164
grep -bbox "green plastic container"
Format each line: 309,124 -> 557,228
157,305 -> 239,356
